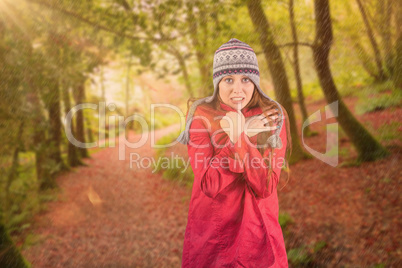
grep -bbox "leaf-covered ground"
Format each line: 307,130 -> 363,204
20,124 -> 190,267
20,96 -> 401,267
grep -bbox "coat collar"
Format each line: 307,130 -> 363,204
219,101 -> 262,117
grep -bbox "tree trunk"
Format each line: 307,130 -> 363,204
0,223 -> 30,267
312,0 -> 390,162
186,2 -> 212,96
48,79 -> 67,171
100,65 -> 106,102
247,0 -> 307,163
351,39 -> 380,80
62,82 -> 82,167
289,0 -> 313,137
125,58 -> 133,131
86,117 -> 94,143
393,0 -> 402,90
343,1 -> 380,80
356,0 -> 387,81
24,47 -> 55,190
99,66 -> 108,139
4,122 -> 23,223
29,88 -> 55,190
73,79 -> 89,158
377,0 -> 394,75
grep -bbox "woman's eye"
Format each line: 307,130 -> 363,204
243,78 -> 250,82
225,78 -> 233,83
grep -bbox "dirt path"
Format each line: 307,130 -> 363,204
22,124 -> 191,268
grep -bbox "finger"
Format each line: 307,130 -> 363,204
268,115 -> 279,121
255,114 -> 266,120
265,124 -> 278,131
263,109 -> 280,117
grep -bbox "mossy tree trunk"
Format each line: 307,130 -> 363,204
393,0 -> 402,90
356,0 -> 387,81
73,79 -> 89,158
24,48 -> 55,190
62,81 -> 82,167
312,0 -> 390,162
30,88 -> 55,190
377,0 -> 394,76
289,0 -> 313,137
186,1 -> 212,97
47,79 -> 67,171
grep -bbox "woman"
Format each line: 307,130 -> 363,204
177,38 -> 292,267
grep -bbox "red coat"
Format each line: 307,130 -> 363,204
182,101 -> 288,267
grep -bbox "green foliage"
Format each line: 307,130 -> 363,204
287,241 -> 328,267
155,130 -> 182,148
355,90 -> 401,115
313,241 -> 327,252
7,212 -> 31,233
287,246 -> 312,266
21,233 -> 46,249
154,130 -> 194,187
375,121 -> 401,142
154,130 -> 181,166
152,113 -> 180,130
162,159 -> 194,188
296,81 -> 324,103
350,80 -> 401,114
278,212 -> 294,230
1,150 -> 59,238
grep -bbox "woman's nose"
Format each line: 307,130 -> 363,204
233,81 -> 243,94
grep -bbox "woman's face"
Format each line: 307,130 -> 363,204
218,75 -> 255,110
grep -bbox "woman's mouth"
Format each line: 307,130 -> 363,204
231,97 -> 244,104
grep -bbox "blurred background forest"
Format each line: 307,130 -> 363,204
0,0 -> 401,267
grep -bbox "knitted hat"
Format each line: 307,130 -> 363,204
176,38 -> 284,149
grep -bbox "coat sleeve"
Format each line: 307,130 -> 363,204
187,113 -> 247,199
227,117 -> 288,199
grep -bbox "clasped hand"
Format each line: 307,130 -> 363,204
219,109 -> 281,143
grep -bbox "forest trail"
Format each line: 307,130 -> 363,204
22,123 -> 191,268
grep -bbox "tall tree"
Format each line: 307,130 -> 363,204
247,0 -> 308,163
47,77 -> 67,170
289,0 -> 313,137
62,81 -> 82,167
73,76 -> 90,158
393,0 -> 402,90
342,0 -> 381,80
355,0 -> 387,81
312,0 -> 389,162
4,122 -> 23,222
27,51 -> 57,190
186,1 -> 212,96
376,0 -> 394,75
